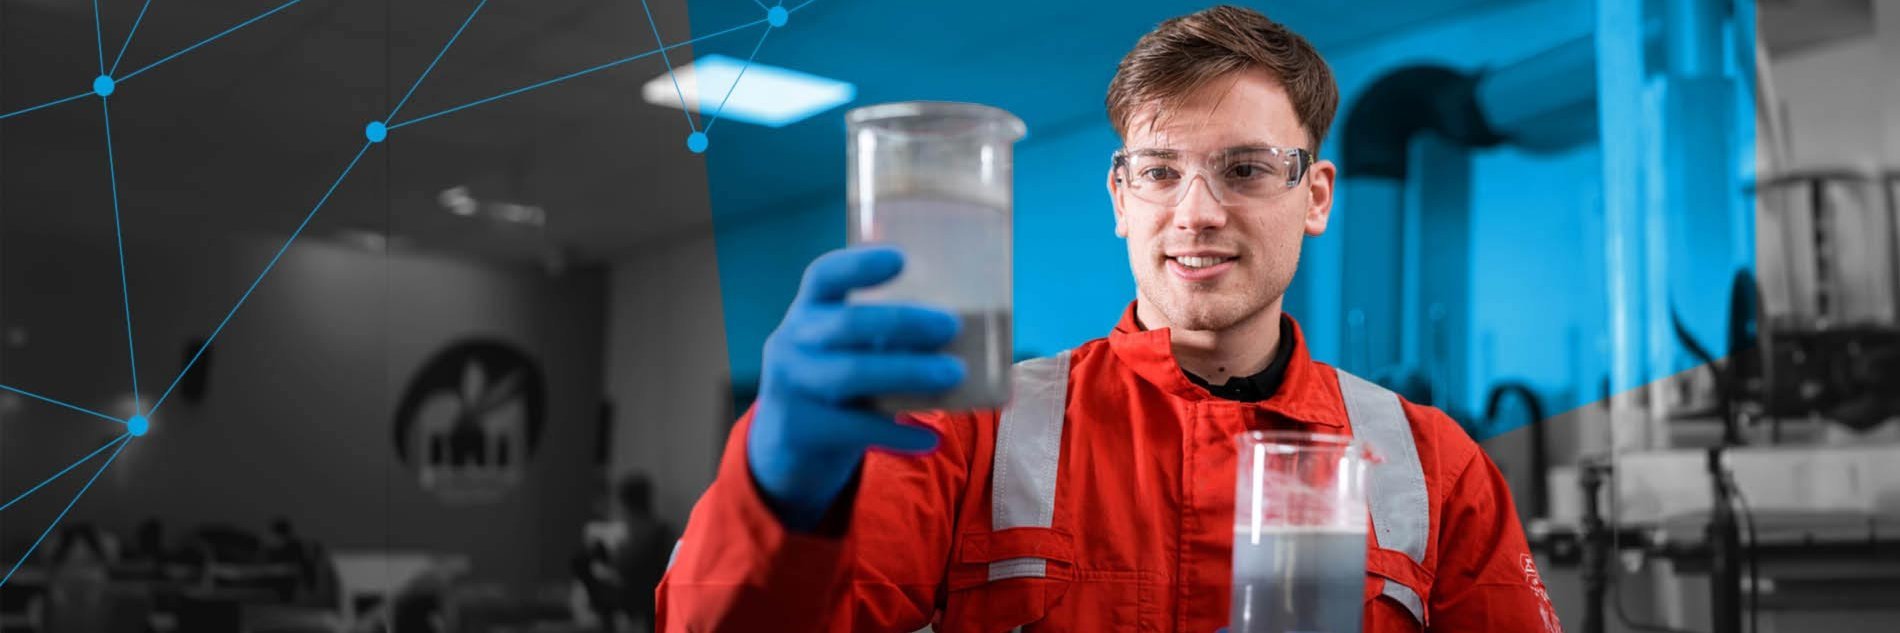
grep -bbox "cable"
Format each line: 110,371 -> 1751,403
1726,472 -> 1760,633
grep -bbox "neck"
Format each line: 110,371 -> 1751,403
1135,296 -> 1286,383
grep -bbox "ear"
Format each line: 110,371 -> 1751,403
1302,158 -> 1336,237
1108,164 -> 1129,238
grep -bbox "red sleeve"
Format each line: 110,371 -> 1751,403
1427,448 -> 1565,633
656,408 -> 977,632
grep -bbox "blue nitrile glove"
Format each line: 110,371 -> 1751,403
747,245 -> 966,531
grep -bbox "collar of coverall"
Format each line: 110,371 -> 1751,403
1107,302 -> 1349,429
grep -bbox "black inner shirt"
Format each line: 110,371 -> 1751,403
1182,316 -> 1295,403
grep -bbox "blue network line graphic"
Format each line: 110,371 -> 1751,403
104,100 -> 142,416
704,15 -> 775,134
0,435 -> 130,513
0,384 -> 126,425
0,0 -> 810,589
109,0 -> 157,76
117,0 -> 306,83
385,16 -> 768,134
642,0 -> 700,134
386,0 -> 490,124
0,92 -> 92,122
150,140 -> 376,414
0,435 -> 133,589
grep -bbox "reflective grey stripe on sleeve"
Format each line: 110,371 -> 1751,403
666,539 -> 682,571
1383,577 -> 1426,624
987,350 -> 1071,582
1335,368 -> 1431,623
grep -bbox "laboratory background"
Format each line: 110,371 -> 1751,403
0,0 -> 1894,632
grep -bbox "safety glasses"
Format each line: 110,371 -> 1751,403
1112,146 -> 1314,207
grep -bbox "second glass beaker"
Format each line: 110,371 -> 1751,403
1232,430 -> 1369,633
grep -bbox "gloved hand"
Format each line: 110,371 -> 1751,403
747,246 -> 966,531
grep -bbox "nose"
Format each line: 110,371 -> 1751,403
1171,174 -> 1229,233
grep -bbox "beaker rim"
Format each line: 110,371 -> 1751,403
1234,429 -> 1355,447
846,101 -> 1026,140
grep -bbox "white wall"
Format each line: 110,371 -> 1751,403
602,229 -> 731,528
1768,35 -> 1885,169
1885,1 -> 1900,163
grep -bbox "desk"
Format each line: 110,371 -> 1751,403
0,565 -> 326,633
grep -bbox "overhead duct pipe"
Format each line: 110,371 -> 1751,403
1336,38 -> 1599,520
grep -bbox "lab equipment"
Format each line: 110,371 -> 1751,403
846,101 -> 1025,413
1232,430 -> 1370,633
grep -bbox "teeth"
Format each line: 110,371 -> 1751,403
1175,256 -> 1229,269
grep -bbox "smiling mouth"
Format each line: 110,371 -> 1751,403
1170,255 -> 1235,269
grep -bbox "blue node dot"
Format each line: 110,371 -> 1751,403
126,415 -> 150,437
767,6 -> 789,27
365,121 -> 388,143
92,75 -> 116,98
686,131 -> 709,153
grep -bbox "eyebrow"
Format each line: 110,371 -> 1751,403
1126,144 -> 1285,158
1126,148 -> 1179,159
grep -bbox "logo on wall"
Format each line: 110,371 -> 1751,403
393,338 -> 547,503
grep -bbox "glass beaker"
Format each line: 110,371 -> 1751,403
1232,430 -> 1369,633
846,102 -> 1025,413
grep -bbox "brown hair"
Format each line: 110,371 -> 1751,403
1105,5 -> 1339,151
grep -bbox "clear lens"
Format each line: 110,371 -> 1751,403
1116,146 -> 1309,207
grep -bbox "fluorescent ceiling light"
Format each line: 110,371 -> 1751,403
437,186 -> 547,228
642,54 -> 855,128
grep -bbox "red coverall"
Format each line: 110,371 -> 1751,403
659,307 -> 1562,632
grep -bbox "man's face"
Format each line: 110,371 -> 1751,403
1109,69 -> 1335,332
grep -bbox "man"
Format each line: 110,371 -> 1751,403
262,517 -> 313,601
578,473 -> 677,632
659,5 -> 1561,632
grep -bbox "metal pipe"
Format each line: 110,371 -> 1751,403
1579,460 -> 1608,633
1475,36 -> 1599,152
1665,0 -> 1724,77
1706,448 -> 1743,633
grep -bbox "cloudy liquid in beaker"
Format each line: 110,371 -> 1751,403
873,309 -> 1011,413
853,198 -> 1012,413
1231,526 -> 1366,633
